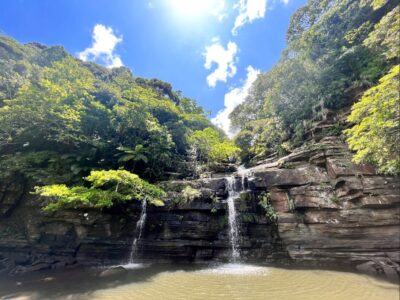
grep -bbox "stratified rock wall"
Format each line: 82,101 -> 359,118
0,176 -> 285,274
247,137 -> 400,279
0,137 -> 398,280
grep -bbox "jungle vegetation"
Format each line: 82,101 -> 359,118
231,0 -> 399,174
0,36 -> 239,209
0,0 -> 398,211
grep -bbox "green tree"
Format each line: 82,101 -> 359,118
363,5 -> 399,60
345,65 -> 400,174
230,0 -> 398,164
189,127 -> 240,168
0,36 -> 216,184
34,170 -> 165,211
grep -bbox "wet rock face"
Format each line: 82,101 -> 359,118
247,137 -> 400,281
0,137 -> 399,281
0,176 -> 284,274
0,175 -> 26,218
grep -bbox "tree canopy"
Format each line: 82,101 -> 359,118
230,0 -> 399,173
0,36 -> 219,185
34,169 -> 165,211
188,127 -> 241,169
0,35 -> 240,210
345,65 -> 400,174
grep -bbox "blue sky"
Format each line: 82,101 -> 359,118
0,0 -> 306,135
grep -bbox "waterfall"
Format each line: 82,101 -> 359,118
236,165 -> 248,191
129,199 -> 147,263
226,176 -> 241,262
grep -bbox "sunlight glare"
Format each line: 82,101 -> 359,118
168,0 -> 225,20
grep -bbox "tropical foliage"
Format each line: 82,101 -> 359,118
34,170 -> 165,211
188,127 -> 240,168
0,36 -> 217,186
345,65 -> 400,174
230,0 -> 399,173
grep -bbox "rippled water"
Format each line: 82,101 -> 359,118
0,264 -> 398,300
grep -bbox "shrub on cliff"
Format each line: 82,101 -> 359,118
188,127 -> 240,170
345,65 -> 400,174
34,170 -> 165,211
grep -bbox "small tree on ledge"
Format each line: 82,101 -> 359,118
34,169 -> 165,211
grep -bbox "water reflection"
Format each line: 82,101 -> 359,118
0,264 -> 398,300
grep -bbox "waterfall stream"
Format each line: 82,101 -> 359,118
236,165 -> 249,191
129,199 -> 147,263
226,176 -> 241,262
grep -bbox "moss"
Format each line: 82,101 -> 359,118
241,213 -> 261,223
322,123 -> 345,137
258,192 -> 277,223
330,193 -> 340,204
281,161 -> 296,169
172,185 -> 202,206
182,186 -> 201,201
287,196 -> 295,212
218,215 -> 228,229
210,194 -> 219,213
238,200 -> 248,212
150,199 -> 165,207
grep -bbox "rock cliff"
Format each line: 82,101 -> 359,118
247,137 -> 400,281
0,137 -> 399,281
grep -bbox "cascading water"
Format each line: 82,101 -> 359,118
236,165 -> 249,191
226,176 -> 241,262
128,199 -> 147,263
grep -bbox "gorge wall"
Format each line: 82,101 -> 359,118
0,137 -> 399,281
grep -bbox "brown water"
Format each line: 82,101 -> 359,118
1,263 -> 398,300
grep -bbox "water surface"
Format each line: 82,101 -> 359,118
0,264 -> 398,300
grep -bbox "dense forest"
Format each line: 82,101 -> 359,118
231,0 -> 399,174
0,0 -> 398,211
0,37 -> 239,210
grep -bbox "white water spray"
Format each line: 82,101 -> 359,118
129,199 -> 147,263
236,165 -> 250,191
226,176 -> 241,262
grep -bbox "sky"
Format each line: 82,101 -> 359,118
0,0 -> 306,136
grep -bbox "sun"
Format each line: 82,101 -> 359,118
168,0 -> 225,19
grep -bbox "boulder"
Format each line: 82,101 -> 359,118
99,266 -> 128,278
356,260 -> 400,282
251,166 -> 329,188
326,158 -> 375,179
13,262 -> 51,274
269,190 -> 291,212
290,185 -> 337,209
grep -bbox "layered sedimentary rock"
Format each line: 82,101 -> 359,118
0,137 -> 399,281
0,175 -> 285,274
247,137 -> 400,280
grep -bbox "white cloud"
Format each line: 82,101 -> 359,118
232,0 -> 267,35
204,38 -> 238,88
209,0 -> 227,22
79,24 -> 123,68
211,65 -> 260,137
280,0 -> 289,5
